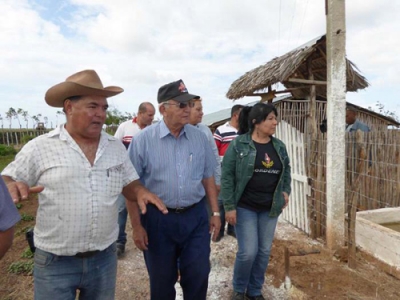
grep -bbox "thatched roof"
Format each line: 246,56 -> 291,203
226,35 -> 369,100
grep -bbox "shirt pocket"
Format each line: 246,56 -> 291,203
234,149 -> 249,178
189,153 -> 204,180
106,164 -> 124,197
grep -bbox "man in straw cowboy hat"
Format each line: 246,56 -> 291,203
1,69 -> 168,300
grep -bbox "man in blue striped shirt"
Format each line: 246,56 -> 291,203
127,79 -> 221,300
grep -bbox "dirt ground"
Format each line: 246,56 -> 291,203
1,197 -> 400,300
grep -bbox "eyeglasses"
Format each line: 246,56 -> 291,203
164,101 -> 195,109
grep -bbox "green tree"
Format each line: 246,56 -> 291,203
6,107 -> 16,128
20,109 -> 29,128
56,111 -> 65,126
105,107 -> 125,126
368,101 -> 399,122
15,108 -> 24,128
31,115 -> 40,128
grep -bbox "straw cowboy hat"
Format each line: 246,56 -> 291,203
45,69 -> 124,107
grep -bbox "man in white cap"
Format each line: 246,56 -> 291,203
1,70 -> 167,300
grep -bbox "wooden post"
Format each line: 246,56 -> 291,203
348,130 -> 366,269
307,57 -> 319,238
326,0 -> 346,250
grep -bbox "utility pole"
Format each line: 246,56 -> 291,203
325,0 -> 346,250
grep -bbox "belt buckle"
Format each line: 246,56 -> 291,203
175,207 -> 185,214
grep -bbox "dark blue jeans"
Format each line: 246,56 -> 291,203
233,207 -> 278,297
141,199 -> 211,300
33,243 -> 117,300
117,194 -> 127,246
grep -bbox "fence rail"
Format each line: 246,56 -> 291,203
309,130 -> 400,238
0,129 -> 50,146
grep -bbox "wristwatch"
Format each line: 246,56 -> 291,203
211,212 -> 220,217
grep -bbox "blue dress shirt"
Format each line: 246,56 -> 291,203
128,120 -> 217,208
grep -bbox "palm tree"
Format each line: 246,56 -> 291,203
0,114 -> 3,128
56,110 -> 65,126
6,108 -> 15,128
15,108 -> 24,129
31,115 -> 40,129
20,110 -> 29,128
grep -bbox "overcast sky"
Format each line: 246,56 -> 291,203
1,0 -> 399,128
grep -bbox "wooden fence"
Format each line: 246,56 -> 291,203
0,127 -> 116,146
309,129 -> 400,238
276,121 -> 311,234
0,129 -> 49,146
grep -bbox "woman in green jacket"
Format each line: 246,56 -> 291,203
220,103 -> 291,300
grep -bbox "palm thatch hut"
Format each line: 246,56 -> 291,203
224,34 -> 400,239
227,35 -> 368,101
225,33 -> 399,148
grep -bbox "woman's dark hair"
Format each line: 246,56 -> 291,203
238,106 -> 252,134
238,103 -> 278,134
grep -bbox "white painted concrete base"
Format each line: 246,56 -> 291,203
356,207 -> 400,270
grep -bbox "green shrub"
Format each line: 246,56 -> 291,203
20,134 -> 35,145
15,226 -> 33,237
16,203 -> 23,209
21,213 -> 35,221
21,247 -> 34,259
8,260 -> 34,275
0,145 -> 16,156
0,155 -> 14,172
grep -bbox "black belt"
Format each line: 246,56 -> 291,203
74,250 -> 100,258
167,202 -> 198,214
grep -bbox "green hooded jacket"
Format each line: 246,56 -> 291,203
220,132 -> 291,217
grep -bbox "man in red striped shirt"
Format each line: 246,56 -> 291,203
214,104 -> 243,241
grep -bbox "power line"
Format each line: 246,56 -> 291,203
287,0 -> 297,49
297,0 -> 310,45
278,0 -> 282,54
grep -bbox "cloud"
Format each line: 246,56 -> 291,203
0,0 -> 399,127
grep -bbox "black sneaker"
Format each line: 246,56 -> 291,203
245,294 -> 265,300
116,244 -> 125,258
232,291 -> 246,300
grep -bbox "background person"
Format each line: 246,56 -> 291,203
1,69 -> 167,300
128,79 -> 220,300
345,107 -> 370,132
213,104 -> 243,241
189,97 -> 221,198
114,102 -> 155,257
220,103 -> 291,300
0,177 -> 21,260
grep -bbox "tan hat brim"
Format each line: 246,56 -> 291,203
45,82 -> 124,107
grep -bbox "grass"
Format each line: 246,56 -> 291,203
15,226 -> 33,237
20,213 -> 35,222
21,247 -> 34,259
0,154 -> 14,172
8,260 -> 34,275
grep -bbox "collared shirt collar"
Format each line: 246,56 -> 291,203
48,123 -> 115,142
159,119 -> 189,140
